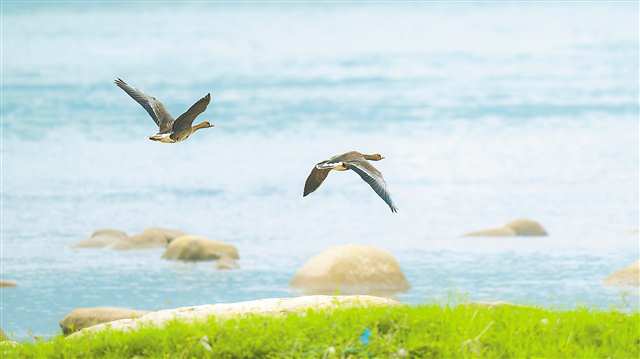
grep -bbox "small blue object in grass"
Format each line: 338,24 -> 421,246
360,328 -> 371,345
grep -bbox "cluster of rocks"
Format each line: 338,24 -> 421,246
7,218 -> 630,340
60,234 -> 409,336
74,227 -> 184,250
461,219 -> 638,289
73,227 -> 239,270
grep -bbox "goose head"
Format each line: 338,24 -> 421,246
364,153 -> 385,161
192,121 -> 214,131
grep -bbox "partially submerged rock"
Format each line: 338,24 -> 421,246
60,307 -> 148,335
110,233 -> 164,250
70,295 -> 397,337
464,227 -> 516,237
93,229 -> 127,238
290,244 -> 410,296
162,236 -> 239,261
464,219 -> 548,237
74,229 -> 127,249
604,260 -> 640,287
0,280 -> 16,288
145,227 -> 186,244
111,228 -> 184,250
505,219 -> 548,236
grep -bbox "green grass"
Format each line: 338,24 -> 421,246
3,304 -> 639,358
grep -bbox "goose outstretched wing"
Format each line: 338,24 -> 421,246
303,164 -> 331,197
172,93 -> 211,133
346,160 -> 398,213
114,78 -> 174,133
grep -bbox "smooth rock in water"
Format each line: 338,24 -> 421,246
163,236 -> 239,261
505,219 -> 548,236
111,227 -> 184,250
290,244 -> 410,296
464,218 -> 548,237
215,257 -> 239,270
0,280 -> 16,288
74,229 -> 127,249
604,260 -> 640,287
70,295 -> 397,337
464,227 -> 516,237
60,307 -> 148,335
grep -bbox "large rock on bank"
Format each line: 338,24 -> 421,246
290,245 -> 410,295
604,260 -> 640,287
73,229 -> 128,249
162,236 -> 239,261
464,219 -> 548,237
111,227 -> 185,250
70,295 -> 397,337
59,307 -> 148,335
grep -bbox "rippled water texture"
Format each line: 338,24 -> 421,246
2,3 -> 639,339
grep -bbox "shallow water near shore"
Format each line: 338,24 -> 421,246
2,2 -> 639,340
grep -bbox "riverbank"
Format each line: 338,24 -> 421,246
4,300 -> 638,358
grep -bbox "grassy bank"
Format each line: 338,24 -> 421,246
4,304 -> 638,358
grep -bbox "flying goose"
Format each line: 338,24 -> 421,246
303,151 -> 398,213
115,78 -> 213,143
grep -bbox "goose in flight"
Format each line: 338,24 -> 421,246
115,78 -> 213,143
303,151 -> 398,213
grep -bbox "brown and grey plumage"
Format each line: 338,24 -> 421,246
114,78 -> 213,143
303,151 -> 398,213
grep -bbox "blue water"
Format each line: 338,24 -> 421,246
2,2 -> 639,340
